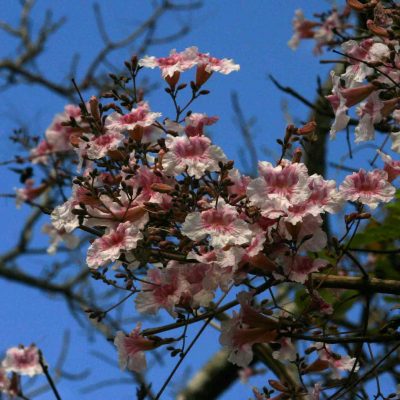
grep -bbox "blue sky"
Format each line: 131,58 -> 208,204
0,1 -> 391,399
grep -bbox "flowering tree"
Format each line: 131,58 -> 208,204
2,1 -> 400,399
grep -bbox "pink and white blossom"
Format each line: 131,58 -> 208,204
220,292 -> 278,367
135,262 -> 216,315
248,161 -> 310,216
82,131 -> 125,160
15,179 -> 47,208
288,9 -> 319,50
313,10 -> 342,54
285,175 -> 343,224
2,345 -> 42,377
228,168 -> 251,199
196,51 -> 240,75
341,39 -> 390,86
41,224 -> 79,255
327,74 -> 354,139
51,199 -> 80,233
105,102 -> 161,132
31,104 -> 83,164
339,169 -> 395,208
182,201 -> 253,248
317,343 -> 359,378
378,151 -> 400,182
114,323 -> 155,372
162,135 -> 227,179
355,92 -> 383,143
86,221 -> 143,269
139,47 -> 198,78
184,113 -> 219,137
275,255 -> 327,284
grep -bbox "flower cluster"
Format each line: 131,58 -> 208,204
11,38 -> 400,399
290,3 -> 400,152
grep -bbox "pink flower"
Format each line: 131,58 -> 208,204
285,175 -> 343,224
81,131 -> 125,160
139,47 -> 239,86
313,10 -> 342,54
135,263 -> 216,315
277,214 -> 327,252
184,113 -> 219,137
182,201 -> 253,248
288,9 -> 319,50
125,166 -> 173,208
105,102 -> 161,132
51,184 -> 98,233
15,179 -> 47,208
51,199 -> 80,233
86,221 -> 143,269
41,224 -> 79,255
220,292 -> 278,367
378,151 -> 400,182
30,139 -> 53,164
162,135 -> 227,179
2,345 -> 42,377
306,175 -> 343,214
317,344 -> 359,378
340,169 -> 395,209
139,47 -> 198,78
45,104 -> 81,152
247,161 -> 310,216
196,51 -> 240,75
114,323 -> 156,372
275,255 -> 327,284
272,338 -> 297,362
355,92 -> 383,143
135,267 -> 184,315
341,39 -> 389,86
228,169 -> 251,199
327,72 -> 375,138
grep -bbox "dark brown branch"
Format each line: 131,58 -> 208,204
313,273 -> 400,295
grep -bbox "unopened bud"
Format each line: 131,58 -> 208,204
346,0 -> 369,11
291,148 -> 302,163
345,212 -> 371,224
297,121 -> 317,135
268,380 -> 287,392
150,183 -> 174,193
367,19 -> 389,38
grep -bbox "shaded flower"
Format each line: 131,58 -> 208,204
114,323 -> 156,372
275,255 -> 327,284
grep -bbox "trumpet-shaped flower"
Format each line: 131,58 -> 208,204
182,201 -> 252,248
86,221 -> 143,268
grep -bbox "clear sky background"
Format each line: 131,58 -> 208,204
0,1 -> 389,399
